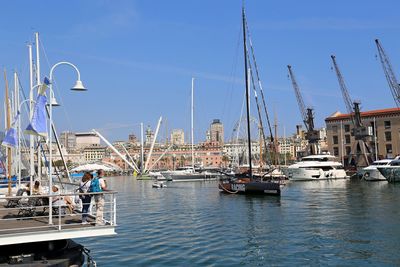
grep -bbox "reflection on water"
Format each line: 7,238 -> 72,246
82,177 -> 400,266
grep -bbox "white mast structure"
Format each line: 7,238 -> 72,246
191,78 -> 195,170
140,122 -> 144,172
28,44 -> 34,193
144,116 -> 162,172
92,129 -> 140,173
35,32 -> 42,181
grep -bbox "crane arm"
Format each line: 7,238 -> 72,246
375,39 -> 400,107
330,55 -> 354,115
287,65 -> 308,130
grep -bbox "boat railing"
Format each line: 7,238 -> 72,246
0,190 -> 117,244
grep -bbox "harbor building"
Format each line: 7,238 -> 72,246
83,144 -> 107,163
325,107 -> 400,162
59,131 -> 76,152
171,129 -> 185,145
75,132 -> 100,149
209,119 -> 224,145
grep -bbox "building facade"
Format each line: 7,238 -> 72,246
210,119 -> 224,145
75,132 -> 100,149
171,129 -> 185,145
325,108 -> 400,161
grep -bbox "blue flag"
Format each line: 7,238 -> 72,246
25,94 -> 48,137
2,111 -> 20,148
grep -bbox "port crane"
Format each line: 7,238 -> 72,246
330,55 -> 373,168
287,65 -> 320,155
375,39 -> 400,107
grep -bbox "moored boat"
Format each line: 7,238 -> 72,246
286,154 -> 348,181
357,159 -> 394,181
376,159 -> 400,182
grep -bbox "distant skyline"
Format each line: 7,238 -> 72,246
0,0 -> 399,142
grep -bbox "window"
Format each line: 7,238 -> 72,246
345,135 -> 351,144
386,144 -> 393,154
344,124 -> 350,132
332,126 -> 338,133
333,136 -> 339,145
385,131 -> 392,142
384,121 -> 391,129
333,147 -> 339,156
346,146 -> 351,156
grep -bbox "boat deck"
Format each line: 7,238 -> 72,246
0,191 -> 117,246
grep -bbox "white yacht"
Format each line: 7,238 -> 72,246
357,159 -> 393,181
286,154 -> 348,181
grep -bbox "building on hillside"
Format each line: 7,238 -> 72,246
145,127 -> 154,145
75,132 -> 100,149
209,119 -> 224,145
128,133 -> 138,143
325,107 -> 400,161
83,145 -> 107,163
171,129 -> 185,145
60,131 -> 76,151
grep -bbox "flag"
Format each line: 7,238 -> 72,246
25,77 -> 49,137
2,111 -> 20,148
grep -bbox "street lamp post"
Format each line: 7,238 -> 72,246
48,61 -> 86,224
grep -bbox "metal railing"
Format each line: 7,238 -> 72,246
0,190 -> 117,234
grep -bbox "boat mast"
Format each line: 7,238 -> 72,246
191,78 -> 195,170
242,7 -> 252,179
4,70 -> 12,195
140,122 -> 144,173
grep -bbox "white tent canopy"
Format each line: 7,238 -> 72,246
70,163 -> 120,172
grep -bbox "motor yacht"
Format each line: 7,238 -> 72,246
357,159 -> 393,181
286,154 -> 348,181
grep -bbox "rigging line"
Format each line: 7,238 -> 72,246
247,56 -> 270,166
244,15 -> 274,144
223,21 -> 242,128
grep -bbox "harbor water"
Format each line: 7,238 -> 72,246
82,176 -> 400,266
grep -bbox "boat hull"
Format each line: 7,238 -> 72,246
286,168 -> 348,181
357,169 -> 387,181
377,167 -> 400,182
219,179 -> 281,195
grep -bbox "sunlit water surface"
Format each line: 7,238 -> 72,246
81,177 -> 400,266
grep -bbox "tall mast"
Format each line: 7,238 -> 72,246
191,78 -> 195,169
4,70 -> 12,195
35,33 -> 42,181
140,122 -> 144,173
28,44 -> 34,194
242,7 -> 252,179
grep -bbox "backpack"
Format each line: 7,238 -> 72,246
89,178 -> 102,193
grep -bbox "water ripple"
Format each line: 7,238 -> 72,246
80,178 -> 400,266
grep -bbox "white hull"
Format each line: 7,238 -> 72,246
357,169 -> 387,181
286,154 -> 348,181
287,168 -> 348,181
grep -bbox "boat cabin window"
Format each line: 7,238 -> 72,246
301,157 -> 330,162
390,161 -> 400,166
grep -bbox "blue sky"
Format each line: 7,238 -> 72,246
0,0 -> 399,142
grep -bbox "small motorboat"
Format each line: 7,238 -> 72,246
152,181 -> 167,188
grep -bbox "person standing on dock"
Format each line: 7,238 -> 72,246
90,169 -> 107,225
79,172 -> 92,224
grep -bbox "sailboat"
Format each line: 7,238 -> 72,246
164,78 -> 219,182
218,6 -> 281,195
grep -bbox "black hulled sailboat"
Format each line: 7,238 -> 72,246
218,6 -> 282,196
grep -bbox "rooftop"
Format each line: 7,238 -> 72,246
325,107 -> 400,122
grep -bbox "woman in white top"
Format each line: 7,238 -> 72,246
79,172 -> 92,224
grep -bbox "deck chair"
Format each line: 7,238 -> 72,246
6,188 -> 27,208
